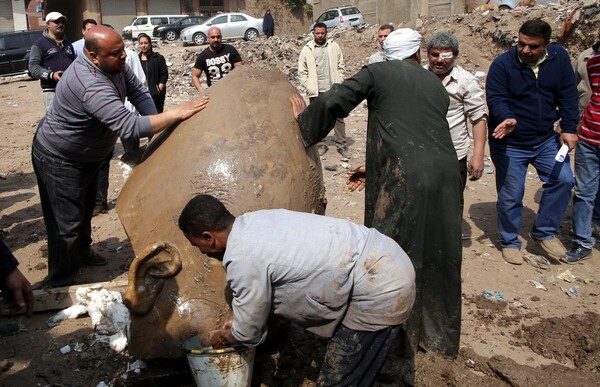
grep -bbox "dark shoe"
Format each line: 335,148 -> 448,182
93,203 -> 108,217
82,251 -> 108,266
317,144 -> 329,156
561,246 -> 592,264
337,147 -> 351,159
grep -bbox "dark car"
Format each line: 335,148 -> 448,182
0,29 -> 44,77
153,16 -> 209,41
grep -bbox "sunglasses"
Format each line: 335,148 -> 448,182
50,20 -> 66,24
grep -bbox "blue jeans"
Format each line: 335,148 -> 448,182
31,138 -> 101,287
572,141 -> 600,248
490,136 -> 574,249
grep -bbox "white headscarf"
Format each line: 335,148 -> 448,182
383,28 -> 422,61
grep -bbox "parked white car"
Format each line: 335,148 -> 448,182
180,12 -> 263,46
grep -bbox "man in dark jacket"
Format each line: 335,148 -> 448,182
28,12 -> 75,110
486,19 -> 578,265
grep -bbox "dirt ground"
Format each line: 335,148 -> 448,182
1,2 -> 600,386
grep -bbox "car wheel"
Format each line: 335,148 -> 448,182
499,5 -> 511,10
244,28 -> 259,41
165,30 -> 177,41
193,32 -> 207,45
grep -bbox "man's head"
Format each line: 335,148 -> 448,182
45,12 -> 67,39
312,22 -> 328,46
383,28 -> 422,63
517,19 -> 551,64
178,195 -> 235,260
427,31 -> 459,78
377,24 -> 394,49
84,25 -> 127,75
81,18 -> 97,37
208,27 -> 223,51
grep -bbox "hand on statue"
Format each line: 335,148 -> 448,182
290,94 -> 306,122
177,96 -> 209,121
347,165 -> 366,192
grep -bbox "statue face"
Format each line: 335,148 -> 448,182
117,67 -> 326,358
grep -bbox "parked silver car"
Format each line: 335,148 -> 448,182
180,12 -> 263,46
309,5 -> 364,32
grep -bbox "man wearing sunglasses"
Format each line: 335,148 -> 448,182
486,19 -> 578,265
28,12 -> 75,109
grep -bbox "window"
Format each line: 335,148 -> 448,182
211,15 -> 227,25
0,37 -> 5,51
134,17 -> 147,26
341,7 -> 360,16
151,17 -> 169,25
5,35 -> 23,50
230,15 -> 247,22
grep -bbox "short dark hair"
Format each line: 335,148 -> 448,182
313,22 -> 327,31
179,195 -> 235,236
519,19 -> 551,41
82,18 -> 97,30
379,24 -> 394,32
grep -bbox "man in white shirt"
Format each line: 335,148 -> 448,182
425,32 -> 488,199
178,194 -> 416,386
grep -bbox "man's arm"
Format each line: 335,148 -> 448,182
28,44 -> 60,82
469,120 -> 487,180
485,59 -> 515,126
147,96 -> 209,135
192,67 -> 205,93
555,49 -> 580,136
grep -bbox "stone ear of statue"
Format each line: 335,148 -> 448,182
123,241 -> 183,315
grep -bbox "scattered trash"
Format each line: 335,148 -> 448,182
511,301 -> 528,309
557,269 -> 576,283
483,166 -> 494,174
60,345 -> 71,354
48,285 -> 131,353
340,162 -> 351,169
577,277 -> 594,284
97,382 -> 108,387
560,286 -> 578,297
465,359 -> 476,368
523,254 -> 550,270
527,280 -> 547,291
115,246 -> 123,252
324,165 -> 337,171
482,290 -> 504,301
73,342 -> 83,352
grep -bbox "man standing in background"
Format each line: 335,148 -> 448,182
425,31 -> 487,201
28,12 -> 75,109
192,27 -> 242,93
369,24 -> 394,64
72,18 -> 97,56
298,22 -> 350,159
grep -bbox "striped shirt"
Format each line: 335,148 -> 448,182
580,51 -> 600,146
35,54 -> 156,163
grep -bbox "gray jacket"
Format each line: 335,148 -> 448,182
223,209 -> 416,347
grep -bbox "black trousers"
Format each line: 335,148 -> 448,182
317,325 -> 400,386
32,138 -> 100,287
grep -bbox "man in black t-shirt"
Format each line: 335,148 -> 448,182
192,27 -> 242,93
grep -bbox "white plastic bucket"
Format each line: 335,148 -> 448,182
183,336 -> 255,387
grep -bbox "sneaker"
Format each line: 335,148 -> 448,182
317,144 -> 329,156
93,203 -> 108,217
502,248 -> 523,265
531,236 -> 566,260
337,147 -> 351,159
82,251 -> 108,266
560,246 -> 592,264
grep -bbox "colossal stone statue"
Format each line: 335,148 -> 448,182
117,66 -> 326,358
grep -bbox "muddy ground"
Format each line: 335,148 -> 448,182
1,2 -> 600,386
